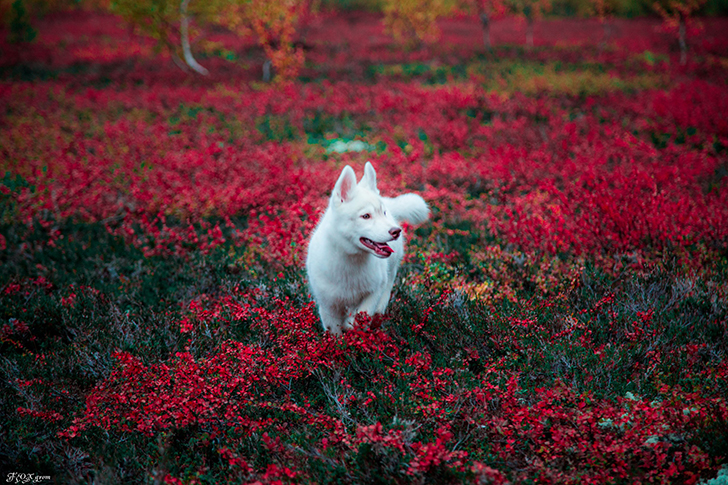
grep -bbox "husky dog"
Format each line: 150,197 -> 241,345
306,162 -> 429,334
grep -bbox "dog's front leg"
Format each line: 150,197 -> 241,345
375,257 -> 401,314
374,276 -> 397,315
355,291 -> 383,321
319,304 -> 349,335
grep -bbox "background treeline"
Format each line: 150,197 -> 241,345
319,0 -> 728,16
1,0 -> 723,80
2,0 -> 727,19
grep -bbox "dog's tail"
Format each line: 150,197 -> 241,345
385,194 -> 429,226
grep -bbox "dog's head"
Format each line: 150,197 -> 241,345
329,162 -> 401,258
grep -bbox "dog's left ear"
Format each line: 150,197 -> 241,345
362,161 -> 379,194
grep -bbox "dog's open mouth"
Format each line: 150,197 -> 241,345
360,237 -> 394,257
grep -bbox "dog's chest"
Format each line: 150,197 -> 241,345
333,259 -> 388,301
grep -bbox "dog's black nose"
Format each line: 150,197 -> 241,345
389,228 -> 401,240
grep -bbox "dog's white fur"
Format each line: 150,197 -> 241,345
306,162 -> 429,334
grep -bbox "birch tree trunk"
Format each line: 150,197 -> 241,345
180,0 -> 208,75
480,12 -> 491,49
263,58 -> 273,82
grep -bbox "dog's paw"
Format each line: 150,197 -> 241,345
343,315 -> 355,332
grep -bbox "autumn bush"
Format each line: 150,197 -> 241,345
1,9 -> 728,484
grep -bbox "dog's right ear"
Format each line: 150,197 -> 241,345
332,165 -> 357,205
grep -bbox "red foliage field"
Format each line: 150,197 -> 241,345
1,9 -> 728,484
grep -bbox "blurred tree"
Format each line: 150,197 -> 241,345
110,0 -> 220,74
7,0 -> 37,43
653,0 -> 706,64
576,0 -> 622,47
506,0 -> 552,47
593,0 -> 617,46
110,0 -> 315,80
219,0 -> 316,82
2,0 -> 80,44
180,0 -> 208,74
381,0 -> 453,47
468,0 -> 507,49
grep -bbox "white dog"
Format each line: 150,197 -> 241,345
306,162 -> 429,334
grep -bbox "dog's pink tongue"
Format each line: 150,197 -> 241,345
377,243 -> 393,255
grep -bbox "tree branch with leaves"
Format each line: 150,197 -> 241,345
218,0 -> 315,82
381,0 -> 455,48
653,0 -> 706,65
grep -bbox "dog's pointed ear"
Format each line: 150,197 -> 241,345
362,161 -> 379,194
332,165 -> 357,205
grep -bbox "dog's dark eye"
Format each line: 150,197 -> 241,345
361,214 -> 371,219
